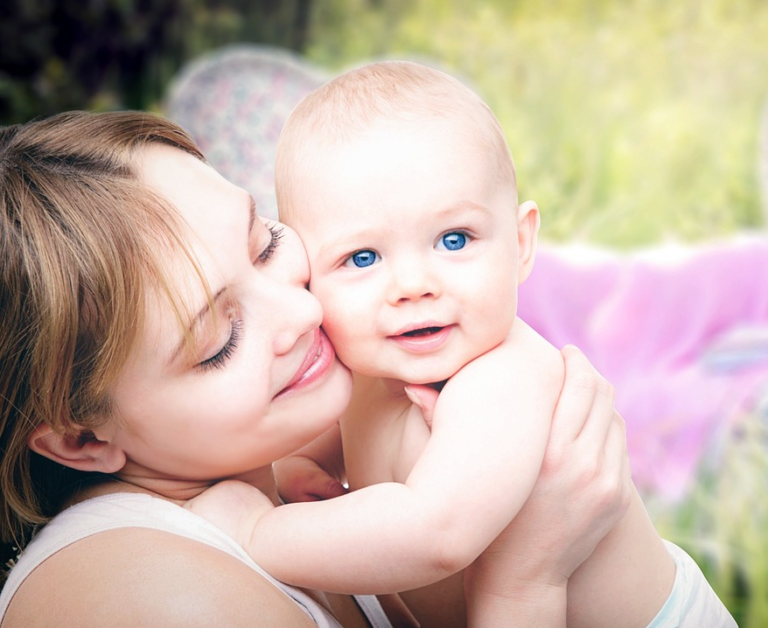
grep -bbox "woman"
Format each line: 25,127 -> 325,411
0,111 -> 629,627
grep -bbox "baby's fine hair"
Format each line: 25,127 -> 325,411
275,60 -> 516,218
0,111 -> 203,578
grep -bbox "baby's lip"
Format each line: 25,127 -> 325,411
389,321 -> 449,337
387,324 -> 454,353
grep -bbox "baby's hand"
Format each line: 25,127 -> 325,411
274,454 -> 348,503
404,384 -> 440,430
185,480 -> 274,547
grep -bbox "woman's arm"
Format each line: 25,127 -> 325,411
464,345 -> 632,627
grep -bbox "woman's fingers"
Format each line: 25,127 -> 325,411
547,346 -> 630,525
575,369 -> 616,448
550,345 -> 600,445
607,411 -> 633,513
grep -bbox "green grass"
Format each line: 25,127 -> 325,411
647,409 -> 768,627
305,0 -> 768,248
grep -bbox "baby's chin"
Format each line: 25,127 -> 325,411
352,363 -> 458,387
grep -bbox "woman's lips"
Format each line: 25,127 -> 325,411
275,328 -> 335,399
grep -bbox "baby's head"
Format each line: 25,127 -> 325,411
275,60 -> 539,384
276,60 -> 517,224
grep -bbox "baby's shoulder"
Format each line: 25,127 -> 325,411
460,318 -> 563,383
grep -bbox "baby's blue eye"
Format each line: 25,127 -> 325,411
438,232 -> 467,251
347,249 -> 379,268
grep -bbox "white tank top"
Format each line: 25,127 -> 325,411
0,492 -> 392,628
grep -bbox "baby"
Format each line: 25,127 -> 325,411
189,61 -> 735,628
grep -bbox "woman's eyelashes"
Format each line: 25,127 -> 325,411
195,223 -> 283,372
198,318 -> 244,372
257,223 -> 284,264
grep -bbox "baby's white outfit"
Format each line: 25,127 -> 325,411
0,492 -> 392,627
646,540 -> 737,628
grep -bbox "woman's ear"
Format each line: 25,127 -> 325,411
27,424 -> 126,474
516,200 -> 540,284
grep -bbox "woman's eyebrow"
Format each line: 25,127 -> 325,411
168,195 -> 253,367
168,287 -> 228,366
248,195 -> 256,235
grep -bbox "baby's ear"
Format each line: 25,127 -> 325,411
27,424 -> 126,474
516,200 -> 540,284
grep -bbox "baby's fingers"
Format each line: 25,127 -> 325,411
404,384 -> 440,430
275,456 -> 347,503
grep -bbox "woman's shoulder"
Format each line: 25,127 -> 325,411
5,525 -> 317,627
1,493 -> 315,627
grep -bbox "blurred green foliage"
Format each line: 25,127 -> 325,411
3,0 -> 767,246
0,0 -> 311,121
304,0 -> 768,247
648,409 -> 768,628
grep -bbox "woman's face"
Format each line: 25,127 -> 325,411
103,145 -> 352,483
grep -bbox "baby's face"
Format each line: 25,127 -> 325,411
283,119 -> 533,384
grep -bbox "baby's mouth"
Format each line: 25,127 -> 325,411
401,326 -> 444,337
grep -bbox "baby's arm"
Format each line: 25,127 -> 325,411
193,321 -> 563,594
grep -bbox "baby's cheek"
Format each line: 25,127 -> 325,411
325,313 -> 356,345
309,281 -> 370,361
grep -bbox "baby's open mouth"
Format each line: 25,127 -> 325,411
401,326 -> 444,337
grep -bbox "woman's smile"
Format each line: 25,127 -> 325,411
276,328 -> 337,399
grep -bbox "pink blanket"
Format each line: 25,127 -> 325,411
518,236 -> 768,499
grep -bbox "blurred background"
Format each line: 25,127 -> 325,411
3,0 -> 768,246
3,0 -> 768,624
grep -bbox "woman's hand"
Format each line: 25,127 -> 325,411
464,345 -> 632,627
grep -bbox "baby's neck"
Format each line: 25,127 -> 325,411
355,374 -> 445,398
343,374 -> 434,486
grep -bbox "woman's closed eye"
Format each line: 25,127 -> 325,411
257,223 -> 284,264
195,223 -> 282,372
197,318 -> 244,372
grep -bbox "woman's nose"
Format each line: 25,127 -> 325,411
270,281 -> 323,356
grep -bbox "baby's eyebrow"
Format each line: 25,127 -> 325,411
316,227 -> 380,259
436,200 -> 492,217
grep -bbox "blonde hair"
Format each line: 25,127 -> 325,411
275,60 -> 516,220
0,111 -> 203,577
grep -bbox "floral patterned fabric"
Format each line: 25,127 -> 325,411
164,44 -> 327,221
